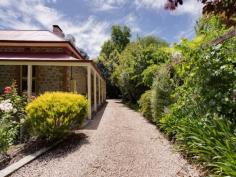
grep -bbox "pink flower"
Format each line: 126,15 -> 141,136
4,86 -> 12,94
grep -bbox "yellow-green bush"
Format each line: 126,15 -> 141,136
26,92 -> 88,139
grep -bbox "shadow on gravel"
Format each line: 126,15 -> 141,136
40,102 -> 109,161
83,102 -> 108,130
37,133 -> 89,161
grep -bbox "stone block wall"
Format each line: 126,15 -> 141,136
0,65 -> 88,96
40,66 -> 87,95
73,67 -> 87,95
0,65 -> 20,92
37,66 -> 66,94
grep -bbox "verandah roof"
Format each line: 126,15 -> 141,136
0,53 -> 105,81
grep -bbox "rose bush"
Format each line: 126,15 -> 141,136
0,82 -> 27,153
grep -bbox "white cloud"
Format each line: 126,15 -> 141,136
88,0 -> 126,11
124,13 -> 141,33
135,0 -> 166,10
0,0 -> 14,7
96,4 -> 117,11
88,0 -> 203,19
0,0 -> 110,58
132,0 -> 202,18
171,0 -> 203,18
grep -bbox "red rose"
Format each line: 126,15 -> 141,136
4,86 -> 12,94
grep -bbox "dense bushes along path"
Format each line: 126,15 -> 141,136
11,100 -> 200,177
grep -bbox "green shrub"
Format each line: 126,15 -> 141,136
151,64 -> 175,123
0,127 -> 10,152
138,90 -> 152,120
175,115 -> 236,176
0,82 -> 27,153
114,41 -> 170,104
158,24 -> 236,176
159,112 -> 177,138
0,114 -> 20,152
26,92 -> 88,140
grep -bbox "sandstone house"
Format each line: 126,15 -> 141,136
0,25 -> 106,118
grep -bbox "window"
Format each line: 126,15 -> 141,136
21,66 -> 36,93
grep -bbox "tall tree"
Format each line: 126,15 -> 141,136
114,37 -> 170,103
100,40 -> 115,59
111,25 -> 131,52
96,25 -> 131,98
138,36 -> 169,48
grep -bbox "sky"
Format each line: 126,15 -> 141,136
0,0 -> 203,58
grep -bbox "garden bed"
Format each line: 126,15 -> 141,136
0,88 -> 89,172
0,138 -> 53,170
0,132 -> 87,177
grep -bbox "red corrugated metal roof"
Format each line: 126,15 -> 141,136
0,30 -> 64,41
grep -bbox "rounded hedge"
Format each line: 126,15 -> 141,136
26,92 -> 88,139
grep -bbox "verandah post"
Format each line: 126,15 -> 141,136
98,77 -> 101,106
93,70 -> 97,112
27,65 -> 32,101
87,66 -> 92,119
101,80 -> 104,103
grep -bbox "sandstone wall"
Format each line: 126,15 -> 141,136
37,66 -> 66,94
72,66 -> 87,95
0,65 -> 20,92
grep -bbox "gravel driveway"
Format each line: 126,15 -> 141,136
11,99 -> 200,177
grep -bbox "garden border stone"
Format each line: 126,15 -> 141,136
0,139 -> 63,177
0,118 -> 91,177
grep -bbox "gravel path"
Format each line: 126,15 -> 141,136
11,99 -> 200,177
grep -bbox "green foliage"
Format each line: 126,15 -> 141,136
26,92 -> 88,140
115,42 -> 148,102
175,115 -> 236,176
151,64 -> 175,123
111,25 -> 131,52
0,82 -> 27,152
138,35 -> 169,48
100,40 -> 116,59
175,37 -> 236,123
97,26 -> 169,100
115,41 -> 170,103
196,16 -> 228,42
141,65 -> 158,87
158,17 -> 236,176
99,16 -> 236,176
97,49 -> 121,98
0,113 -> 20,152
0,127 -> 9,152
97,25 -> 131,98
138,90 -> 152,120
160,111 -> 236,176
